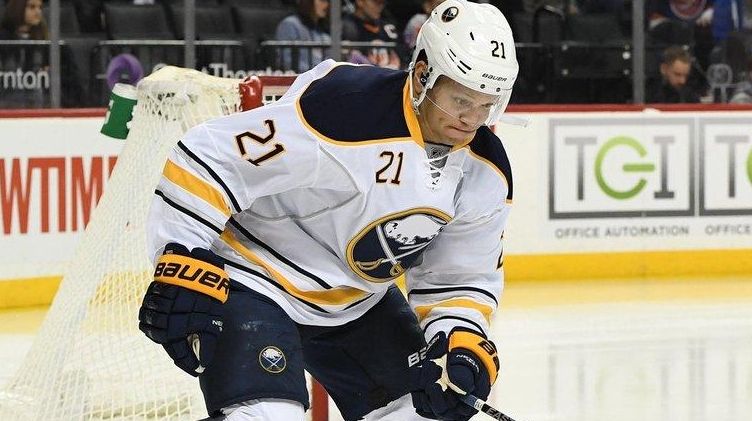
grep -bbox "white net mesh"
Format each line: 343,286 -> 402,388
0,67 -> 250,420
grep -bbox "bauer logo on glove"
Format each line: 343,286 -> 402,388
154,252 -> 230,303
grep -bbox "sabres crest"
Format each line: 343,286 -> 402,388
258,346 -> 286,374
347,209 -> 451,282
441,6 -> 459,22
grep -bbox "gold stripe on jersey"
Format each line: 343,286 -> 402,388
162,159 -> 232,216
220,230 -> 371,306
465,148 -> 513,205
402,80 -> 425,147
414,298 -> 494,323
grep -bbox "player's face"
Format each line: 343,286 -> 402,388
416,74 -> 497,145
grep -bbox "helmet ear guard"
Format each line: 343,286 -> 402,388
409,0 -> 519,125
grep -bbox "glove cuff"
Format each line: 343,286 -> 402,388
448,328 -> 499,384
154,252 -> 230,303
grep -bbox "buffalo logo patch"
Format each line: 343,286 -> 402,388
441,6 -> 459,22
259,346 -> 286,374
347,209 -> 451,282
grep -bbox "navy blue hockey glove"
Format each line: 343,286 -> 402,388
138,243 -> 229,376
410,328 -> 499,420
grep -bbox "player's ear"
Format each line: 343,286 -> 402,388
413,60 -> 428,95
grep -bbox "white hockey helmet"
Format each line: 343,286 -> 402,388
409,0 -> 519,125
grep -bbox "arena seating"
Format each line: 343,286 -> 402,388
2,0 -> 716,107
42,3 -> 81,37
104,3 -> 174,40
168,4 -> 236,40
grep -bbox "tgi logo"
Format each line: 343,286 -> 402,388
700,119 -> 752,215
550,118 -> 694,219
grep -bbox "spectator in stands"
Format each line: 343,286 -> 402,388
0,0 -> 83,107
403,0 -> 445,50
648,0 -> 715,30
275,0 -> 331,73
0,0 -> 48,70
0,0 -> 48,107
711,0 -> 744,42
383,0 -> 421,33
647,45 -> 702,103
648,0 -> 743,45
0,0 -> 47,40
342,0 -> 402,69
647,0 -> 716,70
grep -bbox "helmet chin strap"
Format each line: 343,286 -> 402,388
408,61 -> 432,115
408,65 -> 421,114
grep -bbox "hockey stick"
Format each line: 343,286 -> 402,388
450,385 -> 517,421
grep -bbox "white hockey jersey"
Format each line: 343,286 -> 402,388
147,60 -> 513,340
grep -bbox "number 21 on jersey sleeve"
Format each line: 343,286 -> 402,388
234,119 -> 286,166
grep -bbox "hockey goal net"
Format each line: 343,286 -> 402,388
0,67 -> 328,420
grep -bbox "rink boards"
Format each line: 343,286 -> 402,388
1,106 -> 751,308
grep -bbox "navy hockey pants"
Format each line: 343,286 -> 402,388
199,283 -> 426,420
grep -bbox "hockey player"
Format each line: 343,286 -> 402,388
138,1 -> 518,420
